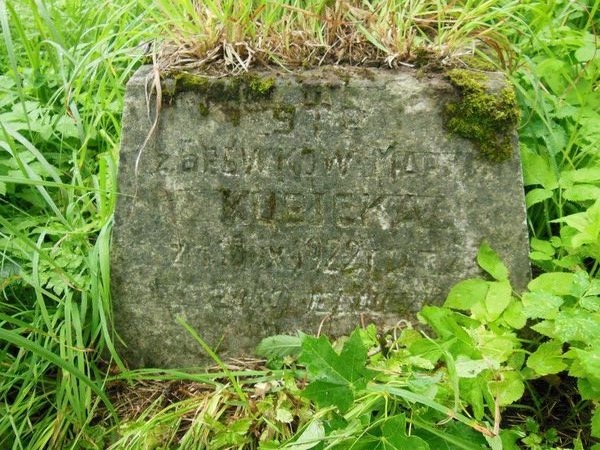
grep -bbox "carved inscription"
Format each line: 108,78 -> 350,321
155,137 -> 462,317
141,109 -> 469,334
155,143 -> 450,180
216,190 -> 449,229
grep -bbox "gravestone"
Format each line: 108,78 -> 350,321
112,66 -> 530,368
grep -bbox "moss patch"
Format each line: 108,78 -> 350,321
161,71 -> 276,126
245,76 -> 275,100
163,72 -> 275,103
443,69 -> 520,162
198,101 -> 209,116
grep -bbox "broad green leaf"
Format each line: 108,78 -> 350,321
530,238 -> 555,255
592,408 -> 600,438
477,242 -> 509,281
580,296 -> 600,312
502,301 -> 527,329
460,377 -> 487,420
418,307 -> 477,357
564,347 -> 600,384
561,167 -> 600,184
486,435 -> 503,450
578,378 -> 600,401
500,429 -> 524,450
525,188 -> 553,208
256,334 -> 303,359
527,341 -> 567,376
455,355 -> 496,378
557,200 -> 600,248
300,336 -> 351,385
554,310 -> 600,343
507,351 -> 526,371
285,420 -> 325,450
488,371 -> 524,405
531,320 -> 558,339
408,339 -> 443,366
571,271 -> 591,298
587,280 -> 600,296
55,115 -> 79,138
483,280 -> 512,321
299,330 -> 372,412
276,408 -> 294,424
302,381 -> 354,412
382,434 -> 429,450
381,415 -> 429,450
529,250 -> 552,262
527,272 -> 577,296
537,57 -> 568,94
407,373 -> 442,398
563,184 -> 600,202
575,35 -> 597,62
521,145 -> 558,189
475,330 -> 517,363
444,279 -> 488,311
522,291 -> 564,319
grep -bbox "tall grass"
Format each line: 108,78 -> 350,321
0,0 -> 155,447
0,0 -> 598,448
150,0 -> 523,73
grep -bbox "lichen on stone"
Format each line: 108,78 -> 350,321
443,68 -> 520,162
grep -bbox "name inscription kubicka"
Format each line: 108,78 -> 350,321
112,67 -> 531,367
216,190 -> 449,229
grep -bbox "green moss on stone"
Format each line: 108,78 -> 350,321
162,71 -> 276,125
245,75 -> 275,99
443,68 -> 520,162
273,104 -> 296,121
198,102 -> 209,116
272,104 -> 296,133
164,71 -> 275,103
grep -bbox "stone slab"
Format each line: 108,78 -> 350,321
112,66 -> 530,368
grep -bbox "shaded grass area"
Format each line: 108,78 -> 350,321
0,0 -> 598,448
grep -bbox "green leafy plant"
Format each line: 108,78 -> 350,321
258,243 -> 599,450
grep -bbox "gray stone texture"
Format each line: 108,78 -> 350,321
112,66 -> 530,368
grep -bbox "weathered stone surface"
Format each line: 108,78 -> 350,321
112,66 -> 530,368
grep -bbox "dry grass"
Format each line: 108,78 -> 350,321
150,0 -> 521,75
98,358 -> 308,448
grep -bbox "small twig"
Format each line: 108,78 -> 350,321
316,314 -> 331,337
494,395 -> 501,436
135,45 -> 162,177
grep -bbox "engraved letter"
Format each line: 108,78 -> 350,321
221,189 -> 250,224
